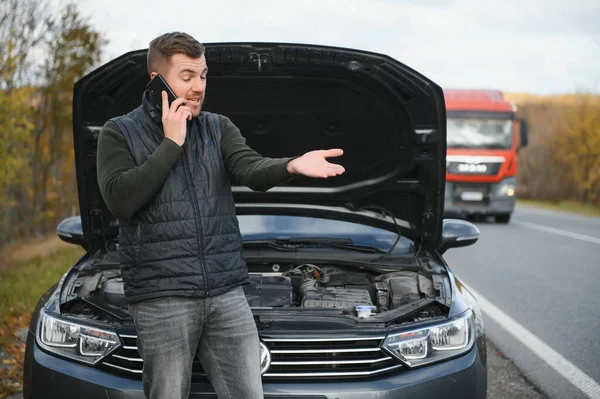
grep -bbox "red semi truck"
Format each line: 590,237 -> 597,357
443,89 -> 529,223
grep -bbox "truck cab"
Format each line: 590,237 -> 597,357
443,89 -> 529,223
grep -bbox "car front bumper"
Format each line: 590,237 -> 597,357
24,330 -> 487,399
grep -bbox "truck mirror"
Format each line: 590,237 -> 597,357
519,120 -> 529,148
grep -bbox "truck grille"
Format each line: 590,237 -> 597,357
446,155 -> 505,177
447,161 -> 502,176
101,334 -> 402,380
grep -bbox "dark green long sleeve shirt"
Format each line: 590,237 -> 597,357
97,114 -> 295,220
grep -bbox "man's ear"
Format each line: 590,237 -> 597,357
150,71 -> 158,80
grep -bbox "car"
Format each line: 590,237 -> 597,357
23,42 -> 487,399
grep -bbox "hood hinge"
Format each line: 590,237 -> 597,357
91,208 -> 110,253
421,211 -> 435,244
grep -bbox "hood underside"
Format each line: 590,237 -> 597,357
72,42 -> 446,249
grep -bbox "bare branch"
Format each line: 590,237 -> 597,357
0,0 -> 55,89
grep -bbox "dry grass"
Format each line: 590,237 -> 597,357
0,238 -> 84,397
518,199 -> 600,219
0,235 -> 72,270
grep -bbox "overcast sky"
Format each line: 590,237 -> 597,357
79,0 -> 600,94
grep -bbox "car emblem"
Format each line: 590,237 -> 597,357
259,342 -> 271,375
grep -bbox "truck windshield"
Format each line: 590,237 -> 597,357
447,118 -> 513,150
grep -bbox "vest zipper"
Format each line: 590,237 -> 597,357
181,150 -> 211,296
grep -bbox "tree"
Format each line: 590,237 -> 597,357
552,94 -> 600,204
0,0 -> 54,244
0,0 -> 107,245
516,101 -> 575,201
30,3 -> 107,233
0,89 -> 35,243
0,0 -> 54,90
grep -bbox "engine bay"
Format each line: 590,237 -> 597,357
242,263 -> 445,315
61,260 -> 450,324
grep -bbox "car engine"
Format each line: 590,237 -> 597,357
68,261 -> 442,321
243,275 -> 293,307
297,266 -> 374,308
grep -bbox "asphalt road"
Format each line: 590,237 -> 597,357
445,204 -> 600,399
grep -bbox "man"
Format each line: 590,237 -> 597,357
96,32 -> 345,399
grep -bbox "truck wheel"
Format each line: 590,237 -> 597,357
496,214 -> 511,224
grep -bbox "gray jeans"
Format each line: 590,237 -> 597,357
128,286 -> 263,399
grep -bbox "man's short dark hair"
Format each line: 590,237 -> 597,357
147,32 -> 206,75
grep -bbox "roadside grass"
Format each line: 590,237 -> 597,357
0,245 -> 84,397
517,199 -> 600,219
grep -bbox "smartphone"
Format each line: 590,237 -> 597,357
146,74 -> 178,111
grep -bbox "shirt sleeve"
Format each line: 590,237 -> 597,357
96,120 -> 183,219
219,115 -> 297,191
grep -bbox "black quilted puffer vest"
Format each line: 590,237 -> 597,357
111,91 -> 248,304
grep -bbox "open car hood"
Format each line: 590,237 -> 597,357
72,42 -> 446,250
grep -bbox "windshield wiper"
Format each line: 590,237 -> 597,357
243,238 -> 385,253
243,240 -> 298,252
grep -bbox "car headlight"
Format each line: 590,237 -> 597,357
382,310 -> 475,367
37,310 -> 121,365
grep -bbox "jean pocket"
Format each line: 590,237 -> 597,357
217,286 -> 246,307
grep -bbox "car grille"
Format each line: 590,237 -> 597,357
101,334 -> 402,380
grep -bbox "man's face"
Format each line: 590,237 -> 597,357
150,53 -> 208,117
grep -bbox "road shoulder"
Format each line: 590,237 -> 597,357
487,338 -> 547,398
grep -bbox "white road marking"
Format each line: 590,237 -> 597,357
512,220 -> 600,245
463,282 -> 600,399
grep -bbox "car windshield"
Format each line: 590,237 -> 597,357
447,117 -> 513,150
237,215 -> 412,254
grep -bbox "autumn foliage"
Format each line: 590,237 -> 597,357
0,1 -> 105,394
510,93 -> 600,205
0,0 -> 106,248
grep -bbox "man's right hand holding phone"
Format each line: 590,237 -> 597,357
161,90 -> 192,147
